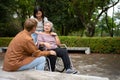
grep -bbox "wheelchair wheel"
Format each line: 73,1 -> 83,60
44,57 -> 52,71
55,58 -> 65,72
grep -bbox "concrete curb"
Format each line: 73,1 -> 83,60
0,69 -> 109,80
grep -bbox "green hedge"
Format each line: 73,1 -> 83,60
59,36 -> 120,54
0,37 -> 120,54
0,37 -> 12,47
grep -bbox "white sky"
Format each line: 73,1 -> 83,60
107,2 -> 120,17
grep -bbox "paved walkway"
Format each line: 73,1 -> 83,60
1,51 -> 120,80
0,52 -> 110,80
0,48 -> 2,53
70,53 -> 120,80
0,69 -> 109,80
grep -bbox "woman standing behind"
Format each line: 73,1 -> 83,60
31,6 -> 49,43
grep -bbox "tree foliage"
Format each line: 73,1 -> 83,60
0,0 -> 19,37
96,15 -> 117,36
0,0 -> 35,36
70,0 -> 119,37
36,0 -> 84,35
36,0 -> 119,36
0,0 -> 119,37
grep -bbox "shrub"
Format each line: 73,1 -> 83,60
0,37 -> 120,54
60,36 -> 120,54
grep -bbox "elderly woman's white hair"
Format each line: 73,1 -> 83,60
44,21 -> 55,31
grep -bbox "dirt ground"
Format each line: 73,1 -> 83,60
69,53 -> 120,80
0,52 -> 120,80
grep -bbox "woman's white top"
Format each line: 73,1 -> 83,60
31,16 -> 48,32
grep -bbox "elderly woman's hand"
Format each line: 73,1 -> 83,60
50,50 -> 56,56
44,42 -> 51,49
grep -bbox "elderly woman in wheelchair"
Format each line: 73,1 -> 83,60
36,21 -> 78,74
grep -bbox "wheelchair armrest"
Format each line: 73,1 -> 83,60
58,44 -> 67,48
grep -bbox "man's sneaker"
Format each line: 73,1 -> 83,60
66,69 -> 78,74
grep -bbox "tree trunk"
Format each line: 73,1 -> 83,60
85,23 -> 95,37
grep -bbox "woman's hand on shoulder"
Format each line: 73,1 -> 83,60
50,32 -> 57,36
35,32 -> 43,34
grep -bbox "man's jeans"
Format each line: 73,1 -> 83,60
18,56 -> 46,71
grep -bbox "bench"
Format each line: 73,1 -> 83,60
0,46 -> 91,54
1,47 -> 7,53
59,44 -> 90,54
67,47 -> 90,54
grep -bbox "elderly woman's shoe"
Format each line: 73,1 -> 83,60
66,69 -> 78,74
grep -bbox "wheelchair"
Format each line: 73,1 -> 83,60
39,44 -> 73,72
44,57 -> 65,72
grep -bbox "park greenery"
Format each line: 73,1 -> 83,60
0,37 -> 120,53
0,0 -> 120,37
0,0 -> 120,53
